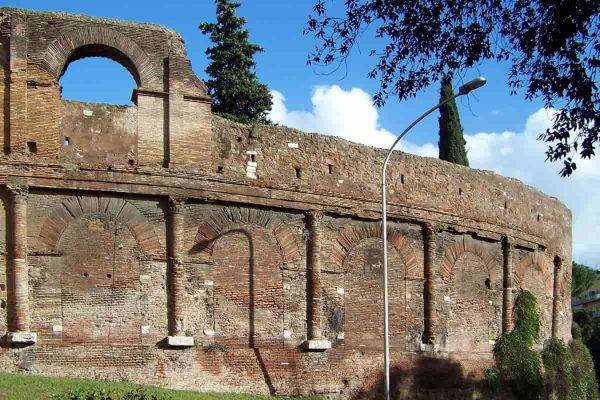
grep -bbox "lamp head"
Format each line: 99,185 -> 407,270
458,77 -> 487,95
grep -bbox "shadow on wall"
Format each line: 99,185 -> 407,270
349,356 -> 508,400
191,227 -> 276,395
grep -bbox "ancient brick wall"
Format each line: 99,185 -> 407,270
0,7 -> 573,399
58,101 -> 137,167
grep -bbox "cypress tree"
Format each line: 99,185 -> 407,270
200,0 -> 272,124
438,75 -> 469,166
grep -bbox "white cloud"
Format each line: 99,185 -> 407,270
463,108 -> 600,266
269,86 -> 600,267
269,86 -> 436,156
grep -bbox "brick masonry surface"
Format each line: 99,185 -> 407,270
0,7 -> 572,399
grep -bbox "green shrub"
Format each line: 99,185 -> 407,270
541,338 -> 572,400
573,310 -> 597,343
492,290 -> 600,400
494,331 -> 543,400
52,388 -> 172,400
512,290 -> 540,347
573,321 -> 583,341
570,339 -> 600,400
52,389 -> 114,400
493,290 -> 543,400
483,367 -> 501,391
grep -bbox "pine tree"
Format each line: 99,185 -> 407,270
200,0 -> 272,124
438,75 -> 469,166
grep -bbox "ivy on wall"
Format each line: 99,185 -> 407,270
487,290 -> 599,400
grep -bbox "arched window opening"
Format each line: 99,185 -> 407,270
59,56 -> 137,105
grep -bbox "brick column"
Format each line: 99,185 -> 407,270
6,185 -> 36,345
8,15 -> 29,154
423,223 -> 436,344
166,197 -> 192,347
551,256 -> 562,339
502,237 -> 514,334
304,211 -> 330,351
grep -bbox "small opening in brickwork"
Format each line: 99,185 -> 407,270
401,174 -> 405,184
107,273 -> 112,279
217,166 -> 224,174
128,158 -> 135,166
504,200 -> 508,209
458,187 -> 463,195
295,167 -> 302,179
0,300 -> 5,309
0,283 -> 5,291
537,214 -> 541,221
485,278 -> 491,289
83,272 -> 88,277
187,278 -> 193,283
250,154 -> 256,162
64,136 -> 70,147
27,141 -> 37,154
328,164 -> 334,174
236,136 -> 243,143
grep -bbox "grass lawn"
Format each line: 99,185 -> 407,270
0,372 -> 320,400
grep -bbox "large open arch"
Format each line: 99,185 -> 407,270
41,26 -> 160,89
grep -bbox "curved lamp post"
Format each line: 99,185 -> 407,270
381,77 -> 487,400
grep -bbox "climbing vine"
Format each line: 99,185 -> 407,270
488,290 -> 599,400
492,290 -> 543,400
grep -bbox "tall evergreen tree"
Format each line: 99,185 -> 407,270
438,75 -> 469,166
200,0 -> 272,123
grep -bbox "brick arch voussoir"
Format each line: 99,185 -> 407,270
439,236 -> 496,283
194,207 -> 301,263
41,26 -> 160,88
332,222 -> 419,276
514,252 -> 553,293
39,196 -> 162,256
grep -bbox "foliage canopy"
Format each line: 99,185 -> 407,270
305,0 -> 599,176
573,262 -> 598,298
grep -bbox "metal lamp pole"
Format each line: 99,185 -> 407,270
381,77 -> 487,400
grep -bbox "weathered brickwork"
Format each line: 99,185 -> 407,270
0,7 -> 573,399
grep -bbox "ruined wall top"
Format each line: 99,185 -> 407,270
0,7 -> 208,97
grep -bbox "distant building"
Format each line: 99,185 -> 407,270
573,271 -> 600,317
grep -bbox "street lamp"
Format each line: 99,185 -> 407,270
380,77 -> 487,400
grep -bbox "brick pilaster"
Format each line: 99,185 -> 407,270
7,185 -> 30,332
167,196 -> 186,337
423,223 -> 436,344
8,15 -> 28,154
307,210 -> 324,340
502,236 -> 514,334
552,255 -> 562,339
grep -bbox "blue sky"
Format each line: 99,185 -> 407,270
6,0 -> 599,267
